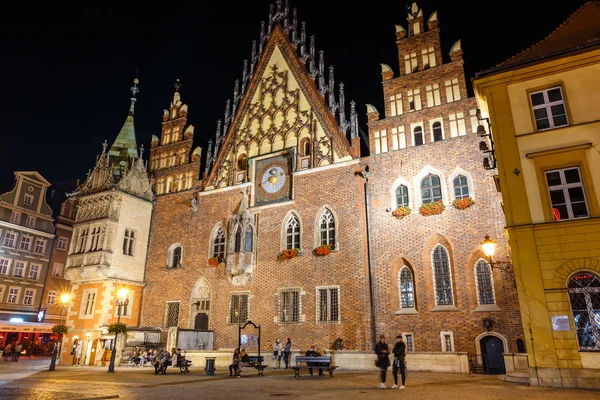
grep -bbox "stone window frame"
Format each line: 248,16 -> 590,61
209,224 -> 227,259
57,236 -> 68,251
314,206 -> 339,251
414,165 -> 449,207
409,122 -> 424,147
52,262 -> 64,277
429,117 -> 444,142
474,259 -> 501,312
28,263 -> 41,280
431,244 -> 458,311
19,234 -> 33,252
10,211 -> 21,224
164,300 -> 181,328
281,210 -> 303,253
528,85 -> 569,131
440,331 -> 455,352
389,176 -> 413,212
123,229 -> 136,256
7,286 -> 20,304
228,292 -> 250,325
447,167 -> 476,201
167,243 -> 183,269
316,285 -> 341,324
46,290 -> 58,305
397,266 -> 418,315
0,257 -> 11,275
3,230 -> 17,248
13,260 -> 27,278
22,288 -> 35,306
390,126 -> 406,150
25,215 -> 36,228
33,238 -> 46,254
79,288 -> 97,319
24,193 -> 34,206
276,287 -> 304,325
402,332 -> 415,352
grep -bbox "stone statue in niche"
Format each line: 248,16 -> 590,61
226,188 -> 256,286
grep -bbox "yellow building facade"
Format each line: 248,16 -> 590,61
473,2 -> 600,389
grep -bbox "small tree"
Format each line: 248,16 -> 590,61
52,324 -> 68,336
108,323 -> 128,335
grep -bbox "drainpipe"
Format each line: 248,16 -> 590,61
360,165 -> 377,349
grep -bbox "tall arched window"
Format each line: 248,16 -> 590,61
300,138 -> 311,156
399,267 -> 415,308
237,154 -> 247,170
396,185 -> 409,208
433,121 -> 443,141
319,209 -> 335,246
569,272 -> 600,350
285,215 -> 301,249
432,245 -> 453,305
212,227 -> 225,258
167,244 -> 183,268
234,226 -> 242,253
453,175 -> 469,199
244,226 -> 253,252
414,126 -> 424,146
421,174 -> 442,204
172,246 -> 182,267
475,260 -> 495,305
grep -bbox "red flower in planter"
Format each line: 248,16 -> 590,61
315,244 -> 333,256
208,256 -> 223,266
278,249 -> 299,261
391,206 -> 411,219
419,200 -> 445,216
452,197 -> 475,210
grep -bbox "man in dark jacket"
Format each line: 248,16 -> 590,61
305,345 -> 323,376
374,335 -> 390,388
391,335 -> 407,389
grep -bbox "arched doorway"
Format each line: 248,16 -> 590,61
480,336 -> 506,374
190,277 -> 211,330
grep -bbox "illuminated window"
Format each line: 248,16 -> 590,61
319,208 -> 335,247
421,46 -> 436,68
389,94 -> 403,117
399,267 -> 415,308
52,263 -> 63,277
57,237 -> 68,251
445,78 -> 461,102
546,167 -> 589,220
230,294 -> 248,324
475,260 -> 495,305
47,291 -> 57,305
421,174 -> 442,204
285,214 -> 301,250
432,245 -> 454,306
530,87 -> 568,130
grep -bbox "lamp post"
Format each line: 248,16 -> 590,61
49,293 -> 72,371
107,287 -> 129,373
480,235 -> 515,281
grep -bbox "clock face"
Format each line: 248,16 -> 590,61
261,166 -> 286,193
255,155 -> 292,205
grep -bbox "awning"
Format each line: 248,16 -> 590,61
0,321 -> 55,334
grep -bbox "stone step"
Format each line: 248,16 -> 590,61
498,372 -> 529,385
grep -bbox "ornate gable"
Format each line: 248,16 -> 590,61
78,141 -> 114,196
116,146 -> 154,201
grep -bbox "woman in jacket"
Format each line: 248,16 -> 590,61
391,335 -> 407,389
229,348 -> 240,376
236,348 -> 251,377
272,338 -> 283,369
283,338 -> 292,369
374,335 -> 390,389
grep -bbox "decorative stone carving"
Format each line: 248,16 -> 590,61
116,148 -> 154,201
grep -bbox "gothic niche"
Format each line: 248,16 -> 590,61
226,189 -> 257,286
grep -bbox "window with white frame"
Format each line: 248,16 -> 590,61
319,209 -> 335,247
380,130 -> 388,153
316,286 -> 340,323
23,289 -> 35,305
52,262 -> 63,277
399,267 -> 415,308
28,264 -> 40,280
229,294 -> 249,324
413,126 -> 424,146
89,227 -> 100,251
80,289 -> 97,317
449,112 -> 466,137
165,301 -> 181,327
441,332 -> 454,352
0,258 -> 10,275
421,174 -> 442,204
278,288 -> 301,324
426,84 -> 441,107
445,79 -> 461,102
3,231 -> 17,247
123,229 -> 135,256
212,227 -> 226,258
391,126 -> 405,150
47,291 -> 57,305
545,167 -> 589,221
57,237 -> 68,251
374,130 -> 388,154
389,94 -> 403,117
475,260 -> 495,305
395,185 -> 409,208
13,261 -> 26,278
453,175 -> 470,199
24,194 -> 34,206
407,89 -> 422,111
432,121 -> 443,142
285,214 -> 301,250
10,211 -> 20,224
19,235 -> 32,251
7,287 -> 20,304
34,238 -> 46,254
432,245 -> 454,306
374,131 -> 382,154
568,272 -> 600,350
530,86 -> 568,131
470,110 -> 479,134
403,333 -> 414,352
25,215 -> 35,228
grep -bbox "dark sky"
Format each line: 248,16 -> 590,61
0,0 -> 587,201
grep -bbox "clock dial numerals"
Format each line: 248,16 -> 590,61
261,166 -> 285,194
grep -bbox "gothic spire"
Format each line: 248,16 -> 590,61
109,77 -> 140,180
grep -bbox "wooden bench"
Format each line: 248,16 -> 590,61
292,356 -> 337,378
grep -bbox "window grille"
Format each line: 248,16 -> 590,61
475,260 -> 495,305
245,226 -> 253,252
317,286 -> 340,323
279,289 -> 300,324
444,334 -> 453,351
286,215 -> 301,249
234,226 -> 242,253
568,272 -> 600,350
213,227 -> 226,258
546,167 -> 589,220
453,175 -> 469,199
395,185 -> 409,208
530,87 -> 568,130
165,302 -> 180,328
399,267 -> 415,308
421,174 -> 442,204
413,126 -> 423,146
432,122 -> 443,141
230,294 -> 249,324
432,246 -> 453,305
319,209 -> 335,246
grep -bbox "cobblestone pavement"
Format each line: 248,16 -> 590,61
1,360 -> 599,399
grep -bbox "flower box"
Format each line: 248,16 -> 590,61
278,248 -> 299,261
315,244 -> 333,256
391,206 -> 411,219
419,200 -> 445,216
208,256 -> 224,267
452,197 -> 475,210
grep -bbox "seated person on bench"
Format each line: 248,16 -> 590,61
236,348 -> 251,376
305,345 -> 324,376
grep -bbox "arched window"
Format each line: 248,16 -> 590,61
414,126 -> 424,146
212,227 -> 225,258
395,185 -> 409,208
300,138 -> 311,156
172,246 -> 182,267
234,226 -> 242,253
285,214 -> 301,250
421,174 -> 442,204
167,244 -> 183,268
319,209 -> 335,246
244,226 -> 253,252
453,175 -> 469,199
475,260 -> 495,305
399,267 -> 415,308
433,121 -> 443,141
432,245 -> 453,305
568,272 -> 600,350
237,154 -> 247,170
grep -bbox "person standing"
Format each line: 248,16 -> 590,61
374,335 -> 390,389
3,342 -> 13,362
272,338 -> 283,369
12,342 -> 23,362
391,335 -> 407,389
283,338 -> 292,369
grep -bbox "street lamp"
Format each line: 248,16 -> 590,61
49,292 -> 72,371
107,287 -> 129,373
480,235 -> 515,281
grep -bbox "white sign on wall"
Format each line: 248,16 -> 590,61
551,315 -> 571,331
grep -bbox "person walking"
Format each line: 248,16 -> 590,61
374,335 -> 390,389
272,338 -> 283,369
283,338 -> 292,369
12,342 -> 23,362
391,335 -> 407,389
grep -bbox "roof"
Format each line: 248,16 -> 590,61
476,1 -> 600,76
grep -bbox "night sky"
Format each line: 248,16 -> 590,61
0,0 -> 587,206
